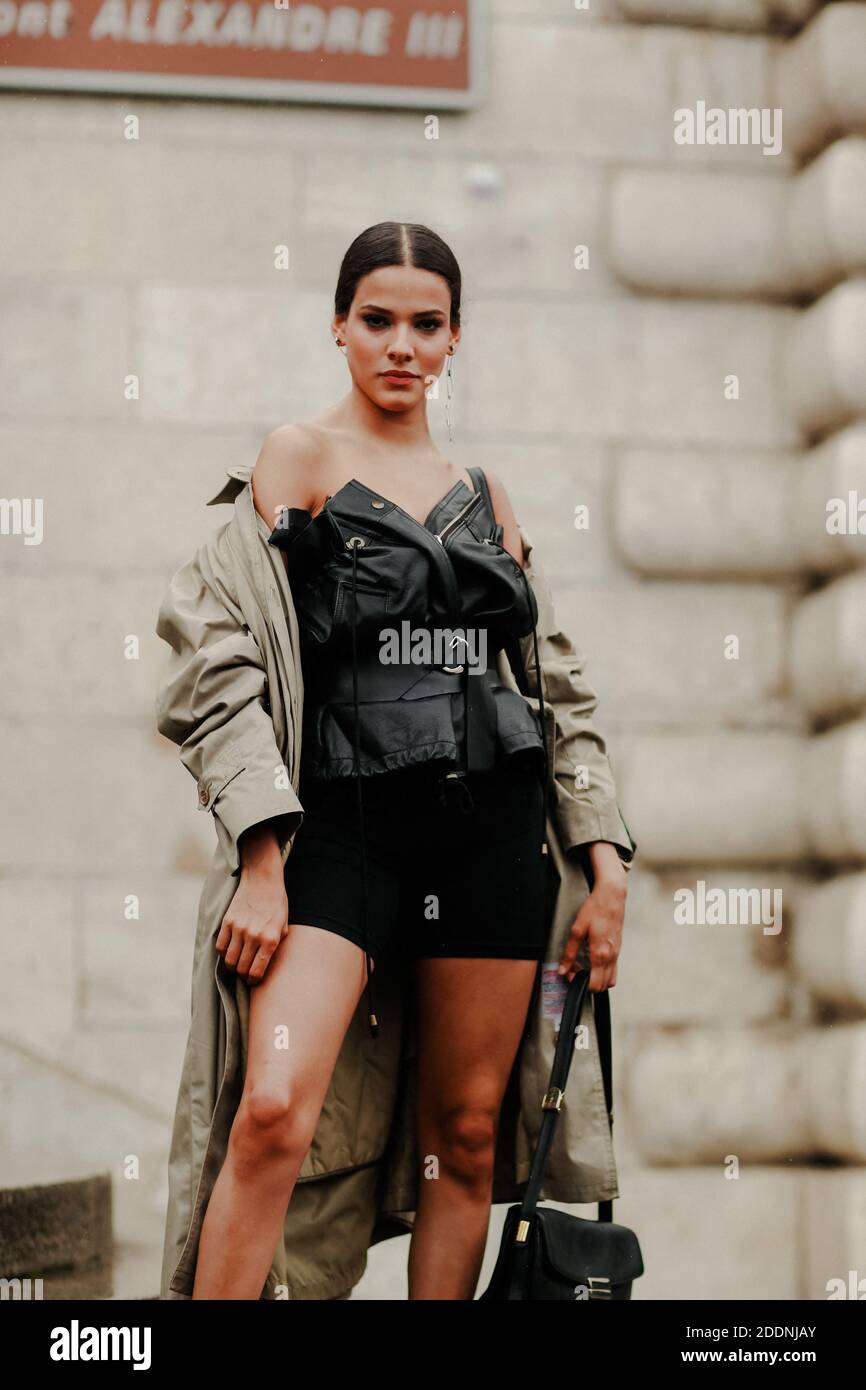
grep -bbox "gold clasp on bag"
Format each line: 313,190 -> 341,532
541,1086 -> 564,1111
515,1219 -> 531,1245
587,1276 -> 612,1299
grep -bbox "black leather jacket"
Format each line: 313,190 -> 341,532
268,465 -> 549,1037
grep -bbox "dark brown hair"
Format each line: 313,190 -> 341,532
334,221 -> 462,327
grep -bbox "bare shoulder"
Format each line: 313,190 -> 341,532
480,468 -> 527,569
251,423 -> 325,531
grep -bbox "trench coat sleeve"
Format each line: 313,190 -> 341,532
517,524 -> 637,871
154,532 -> 303,878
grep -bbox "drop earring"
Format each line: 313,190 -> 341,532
444,350 -> 454,444
334,337 -> 347,355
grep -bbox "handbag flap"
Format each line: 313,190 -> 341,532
536,1206 -> 644,1286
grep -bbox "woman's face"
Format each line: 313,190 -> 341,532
333,264 -> 458,411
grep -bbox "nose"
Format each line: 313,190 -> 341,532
388,324 -> 414,358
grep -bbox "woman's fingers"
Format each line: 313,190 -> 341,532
214,883 -> 289,983
223,926 -> 245,972
234,936 -> 262,978
214,911 -> 233,957
590,960 -> 614,992
558,894 -> 624,986
558,903 -> 590,978
246,935 -> 281,985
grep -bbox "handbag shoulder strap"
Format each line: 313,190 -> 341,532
466,464 -> 494,516
518,971 -> 614,1224
594,987 -> 613,1224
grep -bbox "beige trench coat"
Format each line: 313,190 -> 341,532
155,463 -> 637,1300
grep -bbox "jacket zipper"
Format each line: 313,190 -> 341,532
433,490 -> 483,546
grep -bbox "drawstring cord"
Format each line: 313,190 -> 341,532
347,536 -> 378,1039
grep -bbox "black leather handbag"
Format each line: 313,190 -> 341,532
479,968 -> 644,1300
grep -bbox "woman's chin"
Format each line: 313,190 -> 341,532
371,388 -> 420,412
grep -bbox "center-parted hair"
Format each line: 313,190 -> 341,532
334,221 -> 462,327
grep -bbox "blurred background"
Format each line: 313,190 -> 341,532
1,0 -> 866,1300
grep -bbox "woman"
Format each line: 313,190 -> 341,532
165,221 -> 634,1300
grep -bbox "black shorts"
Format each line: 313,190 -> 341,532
285,757 -> 554,963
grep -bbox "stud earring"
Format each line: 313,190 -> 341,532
334,338 -> 347,354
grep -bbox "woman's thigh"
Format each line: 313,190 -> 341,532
413,956 -> 539,1125
243,922 -> 371,1122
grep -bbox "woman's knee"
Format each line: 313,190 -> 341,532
232,1082 -> 320,1168
433,1104 -> 499,1187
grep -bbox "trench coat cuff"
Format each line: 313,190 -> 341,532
553,781 -> 637,872
207,769 -> 304,878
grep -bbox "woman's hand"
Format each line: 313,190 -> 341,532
216,822 -> 289,983
557,842 -> 628,991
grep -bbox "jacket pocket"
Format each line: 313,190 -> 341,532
332,581 -> 391,635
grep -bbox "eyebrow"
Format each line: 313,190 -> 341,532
358,304 -> 446,317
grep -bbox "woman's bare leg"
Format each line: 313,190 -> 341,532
408,956 -> 538,1300
192,924 -> 371,1299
